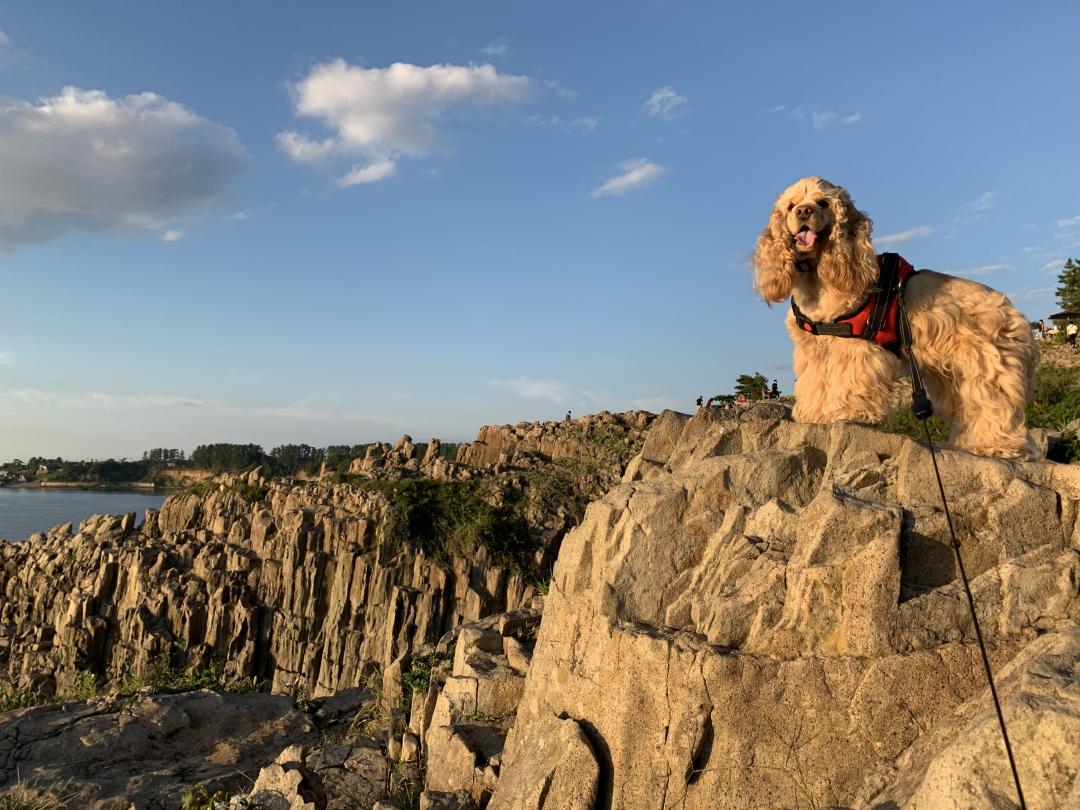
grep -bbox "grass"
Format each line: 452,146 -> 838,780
0,781 -> 80,810
352,478 -> 534,568
0,662 -> 264,714
878,360 -> 1080,462
179,788 -> 231,810
399,645 -> 455,714
186,479 -> 267,503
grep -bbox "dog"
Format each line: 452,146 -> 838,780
752,177 -> 1038,460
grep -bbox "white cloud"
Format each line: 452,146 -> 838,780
161,229 -> 184,242
278,60 -> 532,186
337,159 -> 397,187
876,226 -> 933,247
962,191 -> 996,212
812,111 -> 836,129
492,376 -> 569,402
1057,215 -> 1080,229
481,38 -> 510,57
952,263 -> 1012,276
8,388 -> 51,402
523,114 -> 598,133
843,112 -> 862,124
0,30 -> 10,48
1040,259 -> 1067,273
591,158 -> 666,198
0,350 -> 12,366
1006,287 -> 1055,305
0,87 -> 246,250
643,86 -> 686,118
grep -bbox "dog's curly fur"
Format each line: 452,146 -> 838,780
753,177 -> 1038,460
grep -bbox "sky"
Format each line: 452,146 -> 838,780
1,1 -> 1079,460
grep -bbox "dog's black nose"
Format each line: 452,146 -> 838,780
794,204 -> 814,220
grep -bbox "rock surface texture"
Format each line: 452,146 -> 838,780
0,413 -> 649,702
490,406 -> 1080,809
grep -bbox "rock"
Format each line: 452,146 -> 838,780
488,408 -> 1080,809
0,690 -> 317,807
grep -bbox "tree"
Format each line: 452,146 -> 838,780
735,372 -> 769,400
1056,258 -> 1080,312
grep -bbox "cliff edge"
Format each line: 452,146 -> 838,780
485,405 -> 1080,809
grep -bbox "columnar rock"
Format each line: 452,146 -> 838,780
455,411 -> 653,469
0,480 -> 536,699
490,406 -> 1080,809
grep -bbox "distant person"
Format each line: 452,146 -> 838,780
1039,319 -> 1047,339
1069,321 -> 1078,347
761,384 -> 770,399
736,393 -> 747,405
771,380 -> 779,399
565,410 -> 572,422
696,395 -> 703,409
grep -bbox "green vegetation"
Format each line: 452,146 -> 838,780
358,478 -> 534,566
1055,258 -> 1080,312
877,407 -> 951,444
179,789 -> 231,810
0,662 -> 263,714
879,361 -> 1080,462
0,782 -> 80,810
735,372 -> 769,400
187,479 -> 267,503
400,646 -> 455,706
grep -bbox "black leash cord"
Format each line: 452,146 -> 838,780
896,291 -> 1028,810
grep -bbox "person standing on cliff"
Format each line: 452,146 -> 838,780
565,410 -> 572,422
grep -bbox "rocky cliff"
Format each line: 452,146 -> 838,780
473,405 -> 1080,809
0,413 -> 650,702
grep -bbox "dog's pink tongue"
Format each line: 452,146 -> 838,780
796,230 -> 817,247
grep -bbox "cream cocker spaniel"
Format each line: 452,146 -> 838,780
753,177 -> 1038,460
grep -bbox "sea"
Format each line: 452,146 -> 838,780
0,487 -> 168,542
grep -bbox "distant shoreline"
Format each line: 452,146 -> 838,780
1,481 -> 181,493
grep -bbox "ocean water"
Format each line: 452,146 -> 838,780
0,488 -> 167,541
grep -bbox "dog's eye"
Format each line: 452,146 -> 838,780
787,203 -> 794,211
816,199 -> 829,208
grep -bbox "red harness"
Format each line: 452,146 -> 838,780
791,253 -> 918,355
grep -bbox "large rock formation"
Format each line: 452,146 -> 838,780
0,414 -> 648,703
488,406 -> 1080,809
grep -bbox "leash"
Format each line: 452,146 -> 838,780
895,283 -> 1028,810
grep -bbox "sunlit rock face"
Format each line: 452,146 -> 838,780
489,405 -> 1080,810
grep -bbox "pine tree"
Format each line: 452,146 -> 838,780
735,372 -> 769,400
1056,258 -> 1080,312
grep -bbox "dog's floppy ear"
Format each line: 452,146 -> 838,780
753,205 -> 796,303
817,190 -> 877,298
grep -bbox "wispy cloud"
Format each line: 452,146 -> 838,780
951,263 -> 1012,277
962,191 -> 996,212
591,158 -> 666,198
8,388 -> 50,402
523,114 -> 599,134
643,86 -> 686,119
876,225 -> 933,247
0,351 -> 13,366
1040,259 -> 1067,273
770,105 -> 861,129
1006,287 -> 1055,305
481,37 -> 510,57
1056,215 -> 1080,229
337,159 -> 397,187
491,376 -> 569,402
161,229 -> 184,242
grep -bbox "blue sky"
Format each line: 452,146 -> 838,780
1,1 -> 1079,459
